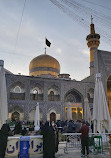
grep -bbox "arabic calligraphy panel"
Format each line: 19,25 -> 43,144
6,138 -> 19,157
29,137 -> 43,155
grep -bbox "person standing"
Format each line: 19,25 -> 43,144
53,123 -> 59,153
0,124 -> 10,158
14,119 -> 22,134
91,121 -> 94,133
42,121 -> 55,158
80,120 -> 89,157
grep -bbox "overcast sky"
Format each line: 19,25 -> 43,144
0,0 -> 111,80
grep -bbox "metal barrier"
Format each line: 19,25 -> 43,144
62,133 -> 110,154
63,133 -> 81,152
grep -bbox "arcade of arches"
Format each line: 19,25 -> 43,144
8,89 -> 84,122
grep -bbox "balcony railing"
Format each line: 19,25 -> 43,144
10,93 -> 25,100
48,95 -> 60,101
30,94 -> 43,101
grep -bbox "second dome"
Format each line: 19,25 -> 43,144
29,54 -> 60,77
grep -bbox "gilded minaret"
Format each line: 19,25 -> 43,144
86,16 -> 100,75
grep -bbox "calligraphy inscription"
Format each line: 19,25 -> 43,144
6,137 -> 43,156
29,138 -> 43,154
6,139 -> 19,156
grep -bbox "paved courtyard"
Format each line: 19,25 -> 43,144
55,150 -> 110,158
30,150 -> 110,158
7,142 -> 110,158
6,151 -> 110,158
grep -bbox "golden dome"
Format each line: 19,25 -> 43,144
29,54 -> 60,77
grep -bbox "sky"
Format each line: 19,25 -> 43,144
0,0 -> 111,80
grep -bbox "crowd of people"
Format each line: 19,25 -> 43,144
41,120 -> 91,157
54,119 -> 92,133
0,119 -> 92,158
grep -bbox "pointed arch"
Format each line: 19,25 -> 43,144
64,88 -> 83,121
10,81 -> 25,100
65,88 -> 83,103
9,105 -> 24,121
48,85 -> 60,101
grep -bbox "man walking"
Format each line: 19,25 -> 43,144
80,120 -> 89,157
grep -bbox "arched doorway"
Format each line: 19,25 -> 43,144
65,89 -> 83,120
11,111 -> 20,121
50,112 -> 56,122
9,106 -> 24,121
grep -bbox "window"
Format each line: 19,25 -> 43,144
50,91 -> 54,101
32,89 -> 38,100
14,86 -> 21,93
65,107 -> 83,120
77,107 -> 83,120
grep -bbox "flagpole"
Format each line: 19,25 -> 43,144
45,37 -> 46,54
45,47 -> 46,54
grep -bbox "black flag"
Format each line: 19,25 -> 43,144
46,38 -> 51,47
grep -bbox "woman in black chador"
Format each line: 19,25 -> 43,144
0,124 -> 10,158
42,121 -> 56,158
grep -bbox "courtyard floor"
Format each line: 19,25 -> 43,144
6,141 -> 110,158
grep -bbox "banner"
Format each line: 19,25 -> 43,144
29,137 -> 43,155
5,136 -> 43,157
6,138 -> 19,157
